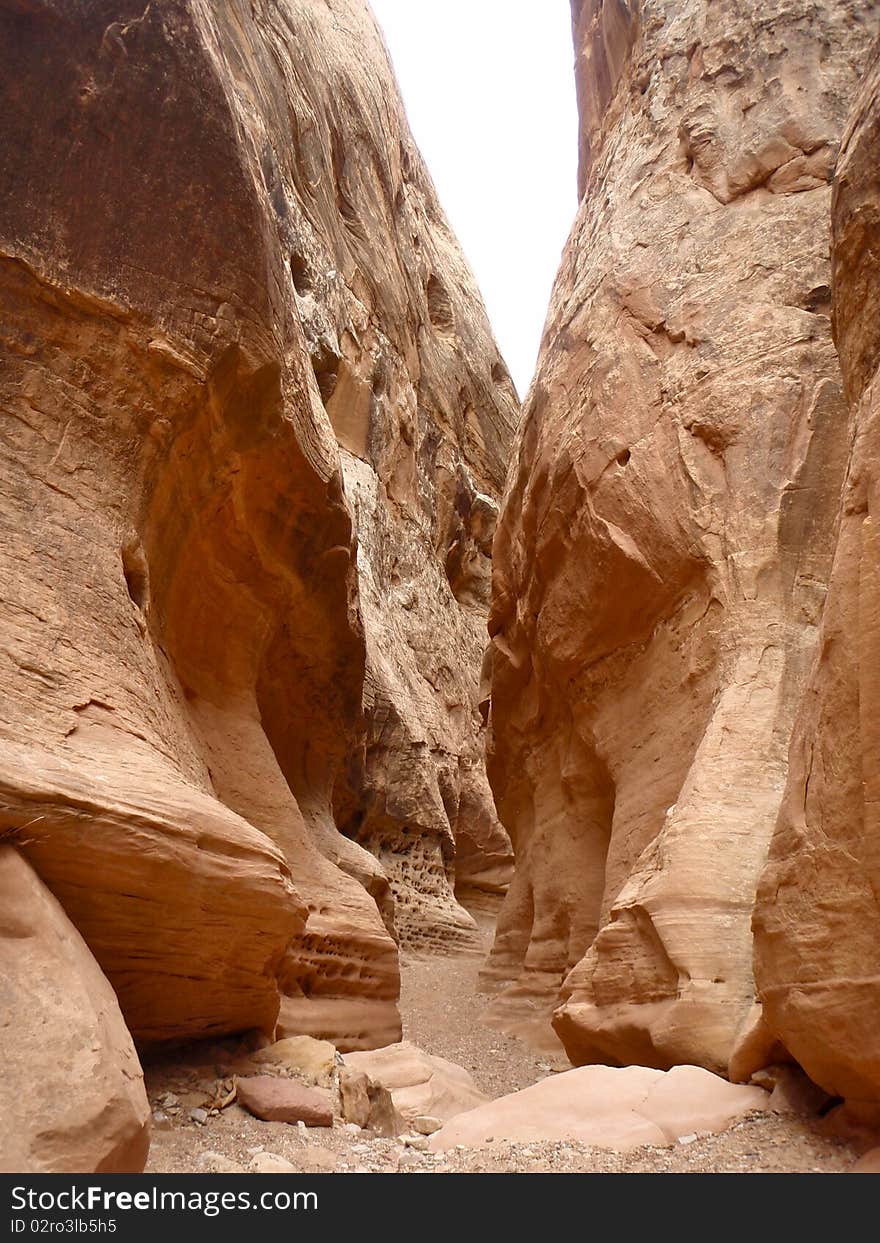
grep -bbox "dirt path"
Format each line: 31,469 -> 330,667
144,898 -> 864,1174
397,896 -> 566,1098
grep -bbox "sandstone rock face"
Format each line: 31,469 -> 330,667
428,1063 -> 768,1152
343,1040 -> 488,1123
753,44 -> 880,1106
485,0 -> 878,1070
0,847 -> 150,1173
268,0 -> 517,951
0,0 -> 512,1054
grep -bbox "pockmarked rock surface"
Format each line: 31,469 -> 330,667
753,42 -> 880,1107
0,0 -> 514,1061
0,847 -> 150,1174
343,1040 -> 488,1123
428,1063 -> 768,1152
483,0 -> 879,1071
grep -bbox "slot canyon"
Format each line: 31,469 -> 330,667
2,0 -> 880,1177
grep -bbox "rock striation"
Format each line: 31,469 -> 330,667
0,847 -> 150,1173
484,0 -> 878,1071
0,0 -> 513,1083
753,41 -> 880,1108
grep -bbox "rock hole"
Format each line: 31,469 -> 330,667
121,541 -> 149,612
310,340 -> 340,403
617,448 -> 631,466
289,251 -> 311,296
426,273 -> 455,333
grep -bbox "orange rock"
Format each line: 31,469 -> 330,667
0,847 -> 150,1173
484,0 -> 879,1071
753,44 -> 880,1105
0,0 -> 514,1061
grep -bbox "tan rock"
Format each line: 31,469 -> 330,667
484,0 -> 879,1070
339,1067 -> 372,1130
196,1152 -> 246,1174
298,1146 -> 339,1173
429,1064 -> 767,1152
764,1068 -> 831,1118
251,1036 -> 338,1087
236,1077 -> 333,1127
364,1083 -> 406,1139
852,1149 -> 880,1174
250,1152 -> 298,1175
343,1040 -> 488,1123
338,1063 -> 406,1136
0,0 -> 514,1060
727,1004 -> 787,1085
752,44 -> 880,1107
0,847 -> 150,1173
412,1116 -> 443,1136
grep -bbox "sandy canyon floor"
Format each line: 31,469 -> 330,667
145,902 -> 861,1176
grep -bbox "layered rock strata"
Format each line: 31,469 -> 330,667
753,42 -> 880,1107
485,0 -> 878,1070
0,0 -> 513,1066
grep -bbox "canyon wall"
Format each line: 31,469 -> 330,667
484,0 -> 878,1071
0,848 -> 150,1173
0,0 -> 513,1098
753,42 -> 880,1109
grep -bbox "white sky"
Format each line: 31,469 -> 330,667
370,1 -> 579,397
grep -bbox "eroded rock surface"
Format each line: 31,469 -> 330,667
753,42 -> 880,1107
484,0 -> 878,1071
428,1063 -> 768,1152
0,847 -> 150,1173
0,0 -> 513,1063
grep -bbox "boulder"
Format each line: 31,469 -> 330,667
343,1040 -> 488,1123
363,1083 -> 406,1139
0,847 -> 150,1173
413,1116 -> 443,1136
236,1077 -> 333,1128
429,1064 -> 768,1152
251,1036 -> 338,1086
339,1067 -> 371,1129
338,1066 -> 404,1136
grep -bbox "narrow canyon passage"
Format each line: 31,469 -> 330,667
4,0 -> 880,1182
142,898 -> 861,1174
